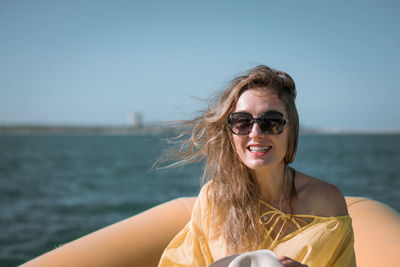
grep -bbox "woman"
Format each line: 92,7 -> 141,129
158,65 -> 356,267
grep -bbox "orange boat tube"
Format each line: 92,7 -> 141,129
21,197 -> 400,267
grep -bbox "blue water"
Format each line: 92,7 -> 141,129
1,133 -> 399,266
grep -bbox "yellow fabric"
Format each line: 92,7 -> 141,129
158,184 -> 356,267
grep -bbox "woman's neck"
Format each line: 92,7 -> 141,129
253,162 -> 287,205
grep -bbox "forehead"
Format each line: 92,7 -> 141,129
234,88 -> 287,116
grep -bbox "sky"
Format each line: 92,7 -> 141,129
0,0 -> 399,131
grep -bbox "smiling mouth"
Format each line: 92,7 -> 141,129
248,145 -> 272,153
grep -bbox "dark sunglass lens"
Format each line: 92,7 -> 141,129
258,118 -> 272,133
270,119 -> 285,134
230,113 -> 253,134
259,118 -> 285,134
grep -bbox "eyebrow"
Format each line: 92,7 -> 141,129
260,110 -> 284,117
234,109 -> 284,117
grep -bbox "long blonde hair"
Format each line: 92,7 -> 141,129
161,65 -> 299,253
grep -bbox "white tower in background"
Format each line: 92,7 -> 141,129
127,112 -> 143,127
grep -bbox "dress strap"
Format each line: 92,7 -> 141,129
259,200 -> 311,247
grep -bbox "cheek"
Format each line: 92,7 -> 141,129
232,135 -> 246,154
232,136 -> 240,151
280,131 -> 290,154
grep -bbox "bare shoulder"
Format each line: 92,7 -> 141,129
294,171 -> 348,217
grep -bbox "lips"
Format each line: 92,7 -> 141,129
247,145 -> 272,153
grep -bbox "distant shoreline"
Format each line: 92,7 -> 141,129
0,124 -> 169,135
1,124 -> 399,135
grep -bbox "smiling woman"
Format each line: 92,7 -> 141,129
157,65 -> 355,267
230,90 -> 290,173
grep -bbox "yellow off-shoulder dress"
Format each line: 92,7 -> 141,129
158,184 -> 356,267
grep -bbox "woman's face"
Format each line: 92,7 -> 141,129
231,88 -> 289,172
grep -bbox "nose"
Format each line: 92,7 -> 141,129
248,121 -> 264,138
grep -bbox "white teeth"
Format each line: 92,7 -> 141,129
248,146 -> 271,152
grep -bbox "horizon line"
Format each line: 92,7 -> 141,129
1,123 -> 400,135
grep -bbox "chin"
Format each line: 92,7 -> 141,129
244,158 -> 285,171
245,160 -> 272,170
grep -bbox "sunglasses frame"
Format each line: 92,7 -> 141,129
227,111 -> 289,135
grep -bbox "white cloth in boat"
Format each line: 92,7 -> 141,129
209,250 -> 283,267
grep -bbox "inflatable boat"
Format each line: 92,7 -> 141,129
21,196 -> 400,267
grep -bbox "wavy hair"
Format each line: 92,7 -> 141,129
161,65 -> 299,253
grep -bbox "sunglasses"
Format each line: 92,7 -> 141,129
227,111 -> 289,135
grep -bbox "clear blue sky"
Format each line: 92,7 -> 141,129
1,0 -> 399,131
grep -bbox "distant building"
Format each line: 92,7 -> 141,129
127,112 -> 143,127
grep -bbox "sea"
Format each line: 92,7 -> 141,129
1,133 -> 399,266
